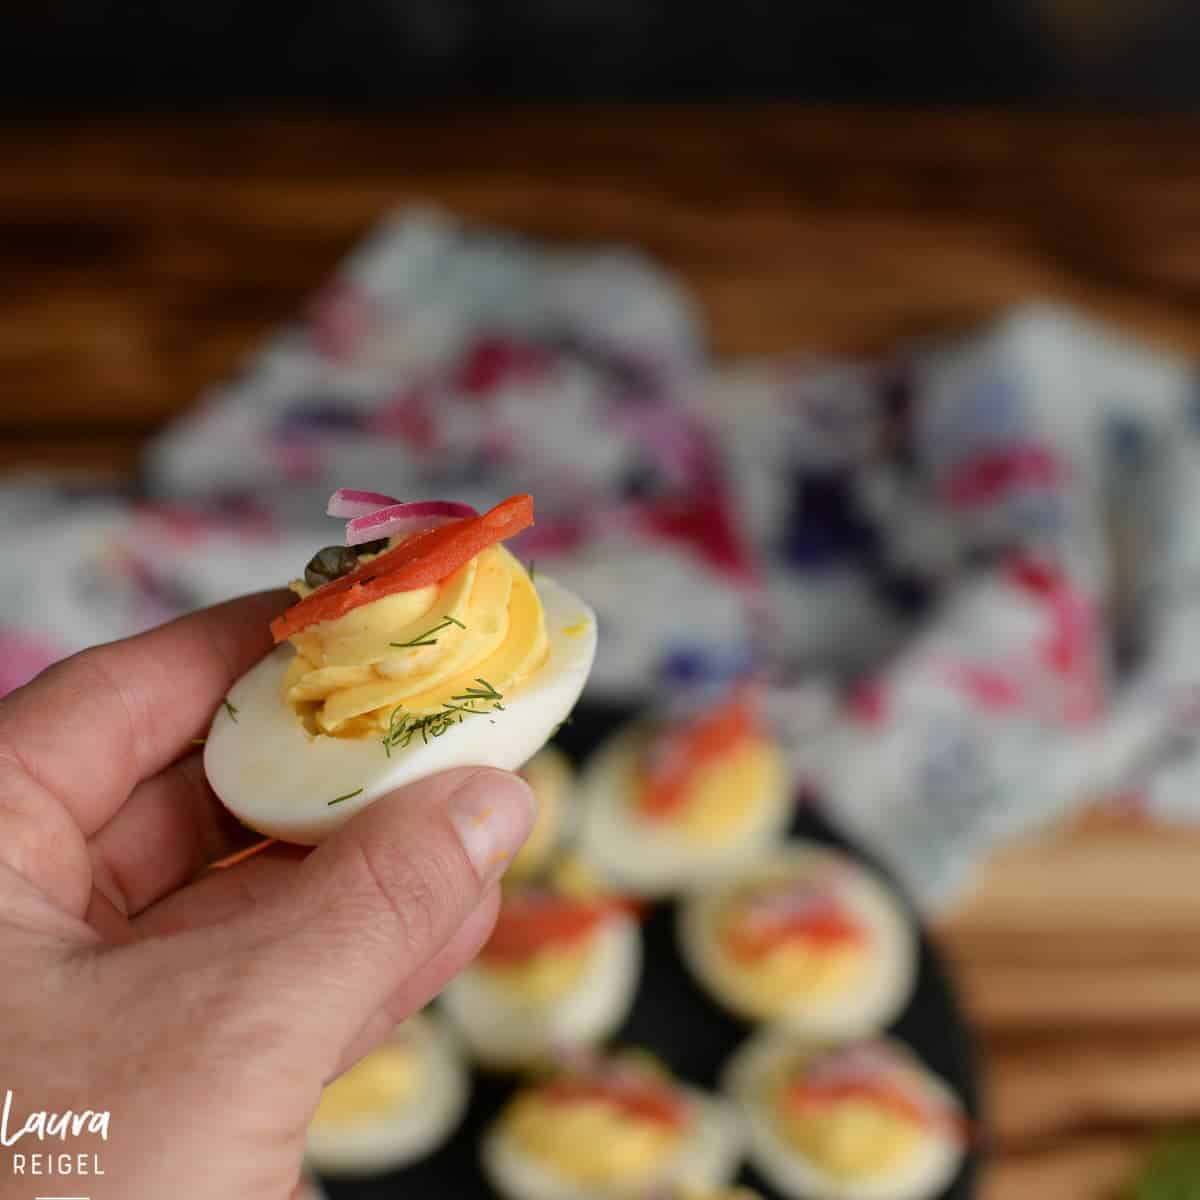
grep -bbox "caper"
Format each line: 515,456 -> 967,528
303,539 -> 392,588
304,545 -> 360,588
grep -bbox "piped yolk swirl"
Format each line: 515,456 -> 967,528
281,544 -> 547,738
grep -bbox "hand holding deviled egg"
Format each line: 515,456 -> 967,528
203,491 -> 596,843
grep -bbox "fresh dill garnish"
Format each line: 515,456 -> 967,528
390,614 -> 466,648
221,698 -> 239,722
380,678 -> 506,757
191,737 -> 207,746
328,786 -> 364,807
459,677 -> 503,704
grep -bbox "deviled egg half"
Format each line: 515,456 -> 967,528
203,493 -> 596,843
305,1011 -> 468,1176
678,843 -> 915,1036
578,689 -> 790,897
724,1031 -> 967,1200
509,744 -> 579,882
441,863 -> 641,1069
481,1050 -> 742,1200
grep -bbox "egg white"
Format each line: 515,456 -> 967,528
481,1083 -> 743,1200
677,843 -> 915,1037
204,575 -> 596,844
723,1030 -> 965,1200
577,722 -> 792,898
440,911 -> 641,1070
304,1012 -> 469,1177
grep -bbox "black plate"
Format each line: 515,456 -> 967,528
323,702 -> 983,1200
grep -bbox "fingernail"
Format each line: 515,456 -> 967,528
446,769 -> 535,882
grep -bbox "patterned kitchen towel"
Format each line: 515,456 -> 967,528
697,303 -> 1200,904
7,203 -> 1200,908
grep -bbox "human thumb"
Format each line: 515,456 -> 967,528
211,766 -> 533,1074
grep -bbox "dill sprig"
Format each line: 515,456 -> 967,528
381,677 -> 506,757
221,698 -> 239,722
390,614 -> 466,648
328,786 -> 364,807
382,708 -> 459,754
456,677 -> 505,709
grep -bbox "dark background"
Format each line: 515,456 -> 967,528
5,0 -> 1200,108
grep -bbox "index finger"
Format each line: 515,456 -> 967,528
0,590 -> 290,840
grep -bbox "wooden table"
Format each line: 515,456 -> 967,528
6,109 -> 1200,1197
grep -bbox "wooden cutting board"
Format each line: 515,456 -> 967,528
941,820 -> 1200,1029
938,819 -> 1200,1196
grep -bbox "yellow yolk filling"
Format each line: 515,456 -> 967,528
509,747 -> 573,881
549,851 -> 611,900
502,1092 -> 681,1185
638,737 -> 785,844
310,1042 -> 420,1127
774,1087 -> 923,1179
675,1188 -> 761,1200
714,905 -> 867,1016
482,937 -> 594,1002
282,544 -> 548,738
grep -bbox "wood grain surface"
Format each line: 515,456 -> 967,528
5,109 -> 1200,1197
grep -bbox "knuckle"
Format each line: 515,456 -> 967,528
0,770 -> 92,916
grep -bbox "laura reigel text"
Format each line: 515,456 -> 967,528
2,1089 -> 110,1178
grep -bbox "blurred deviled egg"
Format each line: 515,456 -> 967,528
509,744 -> 578,882
305,1012 -> 468,1176
204,491 -> 596,843
637,1187 -> 762,1200
441,866 -> 641,1070
481,1050 -> 742,1200
724,1032 -> 967,1200
678,844 -> 915,1036
578,688 -> 790,897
